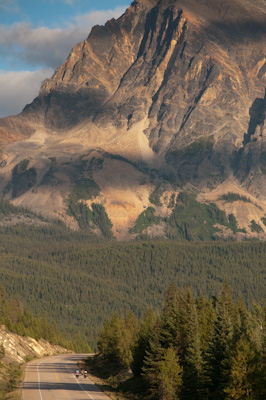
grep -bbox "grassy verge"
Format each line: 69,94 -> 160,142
78,355 -> 143,400
0,362 -> 24,400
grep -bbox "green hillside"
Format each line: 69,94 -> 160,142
0,198 -> 265,349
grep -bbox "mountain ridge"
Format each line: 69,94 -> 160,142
1,0 -> 266,239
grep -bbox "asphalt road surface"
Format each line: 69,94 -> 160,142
22,353 -> 112,400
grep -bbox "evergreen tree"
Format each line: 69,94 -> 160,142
95,282 -> 266,400
142,321 -> 166,399
158,347 -> 183,400
224,336 -> 256,399
160,285 -> 181,349
197,295 -> 215,353
181,288 -> 203,399
233,296 -> 251,343
97,313 -> 123,364
97,312 -> 138,368
251,301 -> 266,399
120,312 -> 139,368
204,282 -> 234,399
132,308 -> 158,376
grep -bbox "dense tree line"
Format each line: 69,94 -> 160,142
0,285 -> 75,350
0,216 -> 266,348
97,283 -> 266,399
0,198 -> 266,349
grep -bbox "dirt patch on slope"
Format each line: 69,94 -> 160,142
88,158 -> 153,240
199,178 -> 266,234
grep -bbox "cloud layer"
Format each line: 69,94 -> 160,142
0,7 -> 126,69
0,0 -> 20,13
0,69 -> 53,118
0,6 -> 127,117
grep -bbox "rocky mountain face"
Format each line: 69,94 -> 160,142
1,0 -> 266,240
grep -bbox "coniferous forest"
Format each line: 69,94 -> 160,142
0,199 -> 266,398
96,282 -> 266,400
0,199 -> 266,351
0,285 -> 80,350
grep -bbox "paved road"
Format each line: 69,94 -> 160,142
22,353 -> 112,400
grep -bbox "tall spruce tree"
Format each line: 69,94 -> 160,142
142,321 -> 166,399
97,313 -> 123,365
181,288 -> 203,399
120,311 -> 139,368
251,301 -> 266,399
158,347 -> 183,400
233,296 -> 251,343
224,335 -> 256,399
142,286 -> 181,398
131,308 -> 158,376
204,281 -> 234,400
97,312 -> 138,368
197,295 -> 215,353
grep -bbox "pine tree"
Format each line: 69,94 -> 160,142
160,285 -> 181,348
204,282 -> 234,400
158,347 -> 183,400
224,335 -> 256,399
142,287 -> 183,399
181,289 -> 203,399
132,308 -> 158,376
97,313 -> 123,364
97,312 -> 138,368
251,301 -> 266,399
232,296 -> 251,344
142,320 -> 166,398
197,295 -> 215,353
120,311 -> 138,368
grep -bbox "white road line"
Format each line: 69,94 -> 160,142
65,361 -> 95,399
75,375 -> 95,399
36,355 -> 99,400
37,360 -> 44,400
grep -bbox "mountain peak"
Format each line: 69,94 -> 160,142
1,0 -> 266,239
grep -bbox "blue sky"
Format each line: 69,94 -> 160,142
0,0 -> 131,117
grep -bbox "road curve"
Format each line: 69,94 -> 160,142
22,353 -> 112,400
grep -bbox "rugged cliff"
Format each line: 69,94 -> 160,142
1,0 -> 266,239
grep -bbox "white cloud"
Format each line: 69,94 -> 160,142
0,24 -> 81,69
0,6 -> 127,69
0,0 -> 19,12
0,5 -> 127,117
73,7 -> 127,27
0,69 -> 53,118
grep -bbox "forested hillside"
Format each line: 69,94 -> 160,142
0,199 -> 266,349
95,283 -> 266,399
0,286 -> 71,348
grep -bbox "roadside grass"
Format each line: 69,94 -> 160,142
0,363 -> 24,400
78,355 -> 143,400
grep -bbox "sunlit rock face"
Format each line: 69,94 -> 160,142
1,0 -> 266,239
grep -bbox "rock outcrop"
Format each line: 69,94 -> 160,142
1,0 -> 266,239
0,325 -> 66,364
